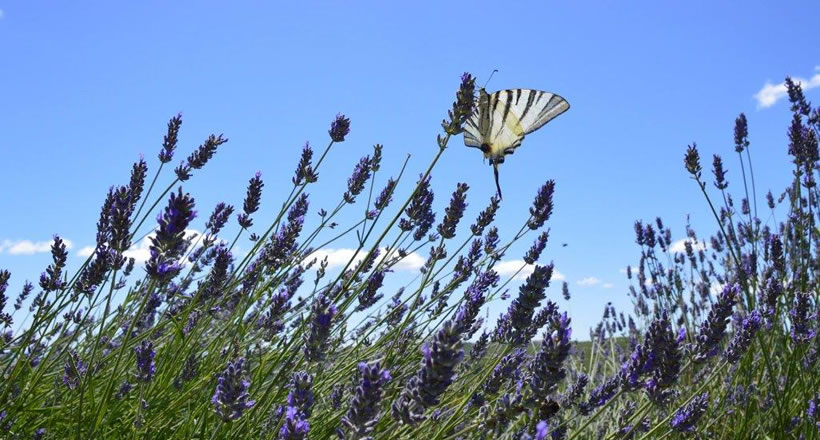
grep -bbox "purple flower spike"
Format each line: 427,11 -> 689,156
344,156 -> 373,204
528,181 -> 555,230
134,340 -> 155,383
159,113 -> 182,164
692,283 -> 738,363
303,294 -> 337,362
293,142 -> 318,185
790,291 -> 817,344
725,310 -> 762,364
279,406 -> 310,439
237,172 -> 264,229
392,319 -> 464,425
340,361 -> 391,439
63,351 -> 88,390
529,312 -> 572,400
329,113 -> 351,142
670,393 -> 709,433
212,357 -> 256,422
145,187 -> 196,281
437,183 -> 469,239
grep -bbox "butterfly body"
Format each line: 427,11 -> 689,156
463,88 -> 569,198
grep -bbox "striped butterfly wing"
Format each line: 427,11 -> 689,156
463,88 -> 570,158
463,87 -> 569,200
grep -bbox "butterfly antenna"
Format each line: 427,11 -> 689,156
483,69 -> 499,89
493,162 -> 503,200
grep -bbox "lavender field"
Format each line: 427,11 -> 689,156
0,72 -> 819,439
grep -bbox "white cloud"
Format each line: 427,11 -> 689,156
303,247 -> 425,272
577,276 -> 601,287
75,229 -> 201,265
754,70 -> 820,109
391,251 -> 425,271
0,238 -> 74,255
494,260 -> 532,280
602,283 -> 614,289
492,260 -> 565,281
668,238 -> 708,254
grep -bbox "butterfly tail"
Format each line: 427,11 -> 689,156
493,162 -> 503,200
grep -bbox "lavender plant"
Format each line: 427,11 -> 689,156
0,73 -> 817,440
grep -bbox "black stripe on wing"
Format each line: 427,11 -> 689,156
524,94 -> 570,135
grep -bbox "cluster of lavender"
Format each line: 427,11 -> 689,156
2,73 -> 820,440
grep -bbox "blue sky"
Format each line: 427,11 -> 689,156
1,1 -> 818,338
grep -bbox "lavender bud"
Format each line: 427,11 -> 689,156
145,188 -> 196,281
159,113 -> 182,163
238,172 -> 264,229
303,294 -> 337,362
529,313 -> 572,400
340,361 -> 391,438
374,178 -> 397,211
734,113 -> 749,153
392,319 -> 464,425
293,142 -> 318,185
670,393 -> 709,433
712,155 -> 728,189
279,406 -> 310,439
14,281 -> 33,311
528,181 -> 555,230
442,72 -> 476,135
471,195 -> 500,236
501,264 -> 554,344
684,143 -> 702,178
400,174 -> 435,241
437,183 -> 469,239
692,283 -> 738,362
344,156 -> 372,204
62,351 -> 88,390
134,340 -> 156,383
725,311 -> 762,364
212,357 -> 256,422
790,291 -> 816,344
329,113 -> 351,142
206,203 -> 234,238
39,235 -> 69,292
524,231 -> 550,265
287,372 -> 314,417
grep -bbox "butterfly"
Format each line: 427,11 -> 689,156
463,88 -> 569,199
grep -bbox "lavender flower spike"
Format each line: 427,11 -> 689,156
725,310 -> 762,364
437,183 -> 469,239
790,291 -> 817,344
529,312 -> 572,400
287,371 -> 315,417
340,361 -> 391,439
279,406 -> 310,439
303,294 -> 337,362
528,181 -> 555,230
670,393 -> 709,433
158,113 -> 182,164
63,351 -> 88,390
134,340 -> 155,383
212,357 -> 256,422
145,187 -> 197,281
329,113 -> 351,142
237,172 -> 264,229
392,319 -> 464,425
692,283 -> 738,362
344,156 -> 373,204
